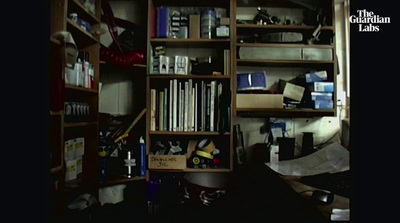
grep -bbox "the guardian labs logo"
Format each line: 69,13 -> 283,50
349,9 -> 390,32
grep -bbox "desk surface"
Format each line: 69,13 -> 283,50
281,175 -> 350,220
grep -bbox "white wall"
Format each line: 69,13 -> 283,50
99,1 -> 146,115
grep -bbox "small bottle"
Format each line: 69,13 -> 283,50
98,142 -> 107,182
127,151 -> 132,178
139,136 -> 146,177
89,64 -> 94,89
75,59 -> 83,87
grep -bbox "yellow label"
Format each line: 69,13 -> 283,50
66,164 -> 76,173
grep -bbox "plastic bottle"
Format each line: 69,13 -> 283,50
98,138 -> 107,182
139,136 -> 146,177
75,58 -> 83,87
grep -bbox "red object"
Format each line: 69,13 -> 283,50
100,48 -> 145,68
101,0 -> 146,68
213,158 -> 221,165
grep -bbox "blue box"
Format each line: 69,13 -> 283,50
311,92 -> 332,101
313,82 -> 334,92
237,72 -> 267,90
314,99 -> 333,109
305,70 -> 328,83
76,18 -> 91,32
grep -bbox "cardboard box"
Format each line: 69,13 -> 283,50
283,82 -> 305,101
148,155 -> 186,169
236,94 -> 283,109
189,15 -> 200,39
219,17 -> 230,25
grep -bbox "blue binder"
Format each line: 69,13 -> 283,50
157,7 -> 169,38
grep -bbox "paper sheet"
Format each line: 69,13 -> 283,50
331,209 -> 350,221
265,142 -> 350,176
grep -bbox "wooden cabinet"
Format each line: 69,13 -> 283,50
49,0 -> 101,220
144,0 -> 337,180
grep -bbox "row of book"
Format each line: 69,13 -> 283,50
150,79 -> 229,132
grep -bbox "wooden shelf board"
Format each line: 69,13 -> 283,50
150,38 -> 231,47
236,43 -> 334,49
236,59 -> 334,67
149,168 -> 231,173
99,176 -> 146,188
67,19 -> 99,47
69,0 -> 100,24
147,74 -> 231,79
149,131 -> 230,135
65,84 -> 98,93
100,60 -> 147,68
64,122 -> 98,128
236,108 -> 335,117
236,24 -> 334,31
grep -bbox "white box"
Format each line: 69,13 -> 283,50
159,55 -> 170,74
174,56 -> 189,75
239,46 -> 303,60
74,137 -> 85,157
64,139 -> 75,161
302,48 -> 333,61
76,156 -> 83,174
65,159 -> 77,181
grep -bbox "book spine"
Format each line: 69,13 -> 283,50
194,83 -> 198,132
157,7 -> 169,38
201,81 -> 206,131
190,87 -> 195,131
206,84 -> 211,131
184,81 -> 189,132
163,88 -> 168,131
188,79 -> 192,131
210,81 -> 216,132
178,82 -> 182,131
159,91 -> 164,131
150,89 -> 157,131
169,80 -> 173,131
172,79 -> 178,131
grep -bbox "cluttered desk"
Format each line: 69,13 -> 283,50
266,142 -> 350,221
129,141 -> 350,223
